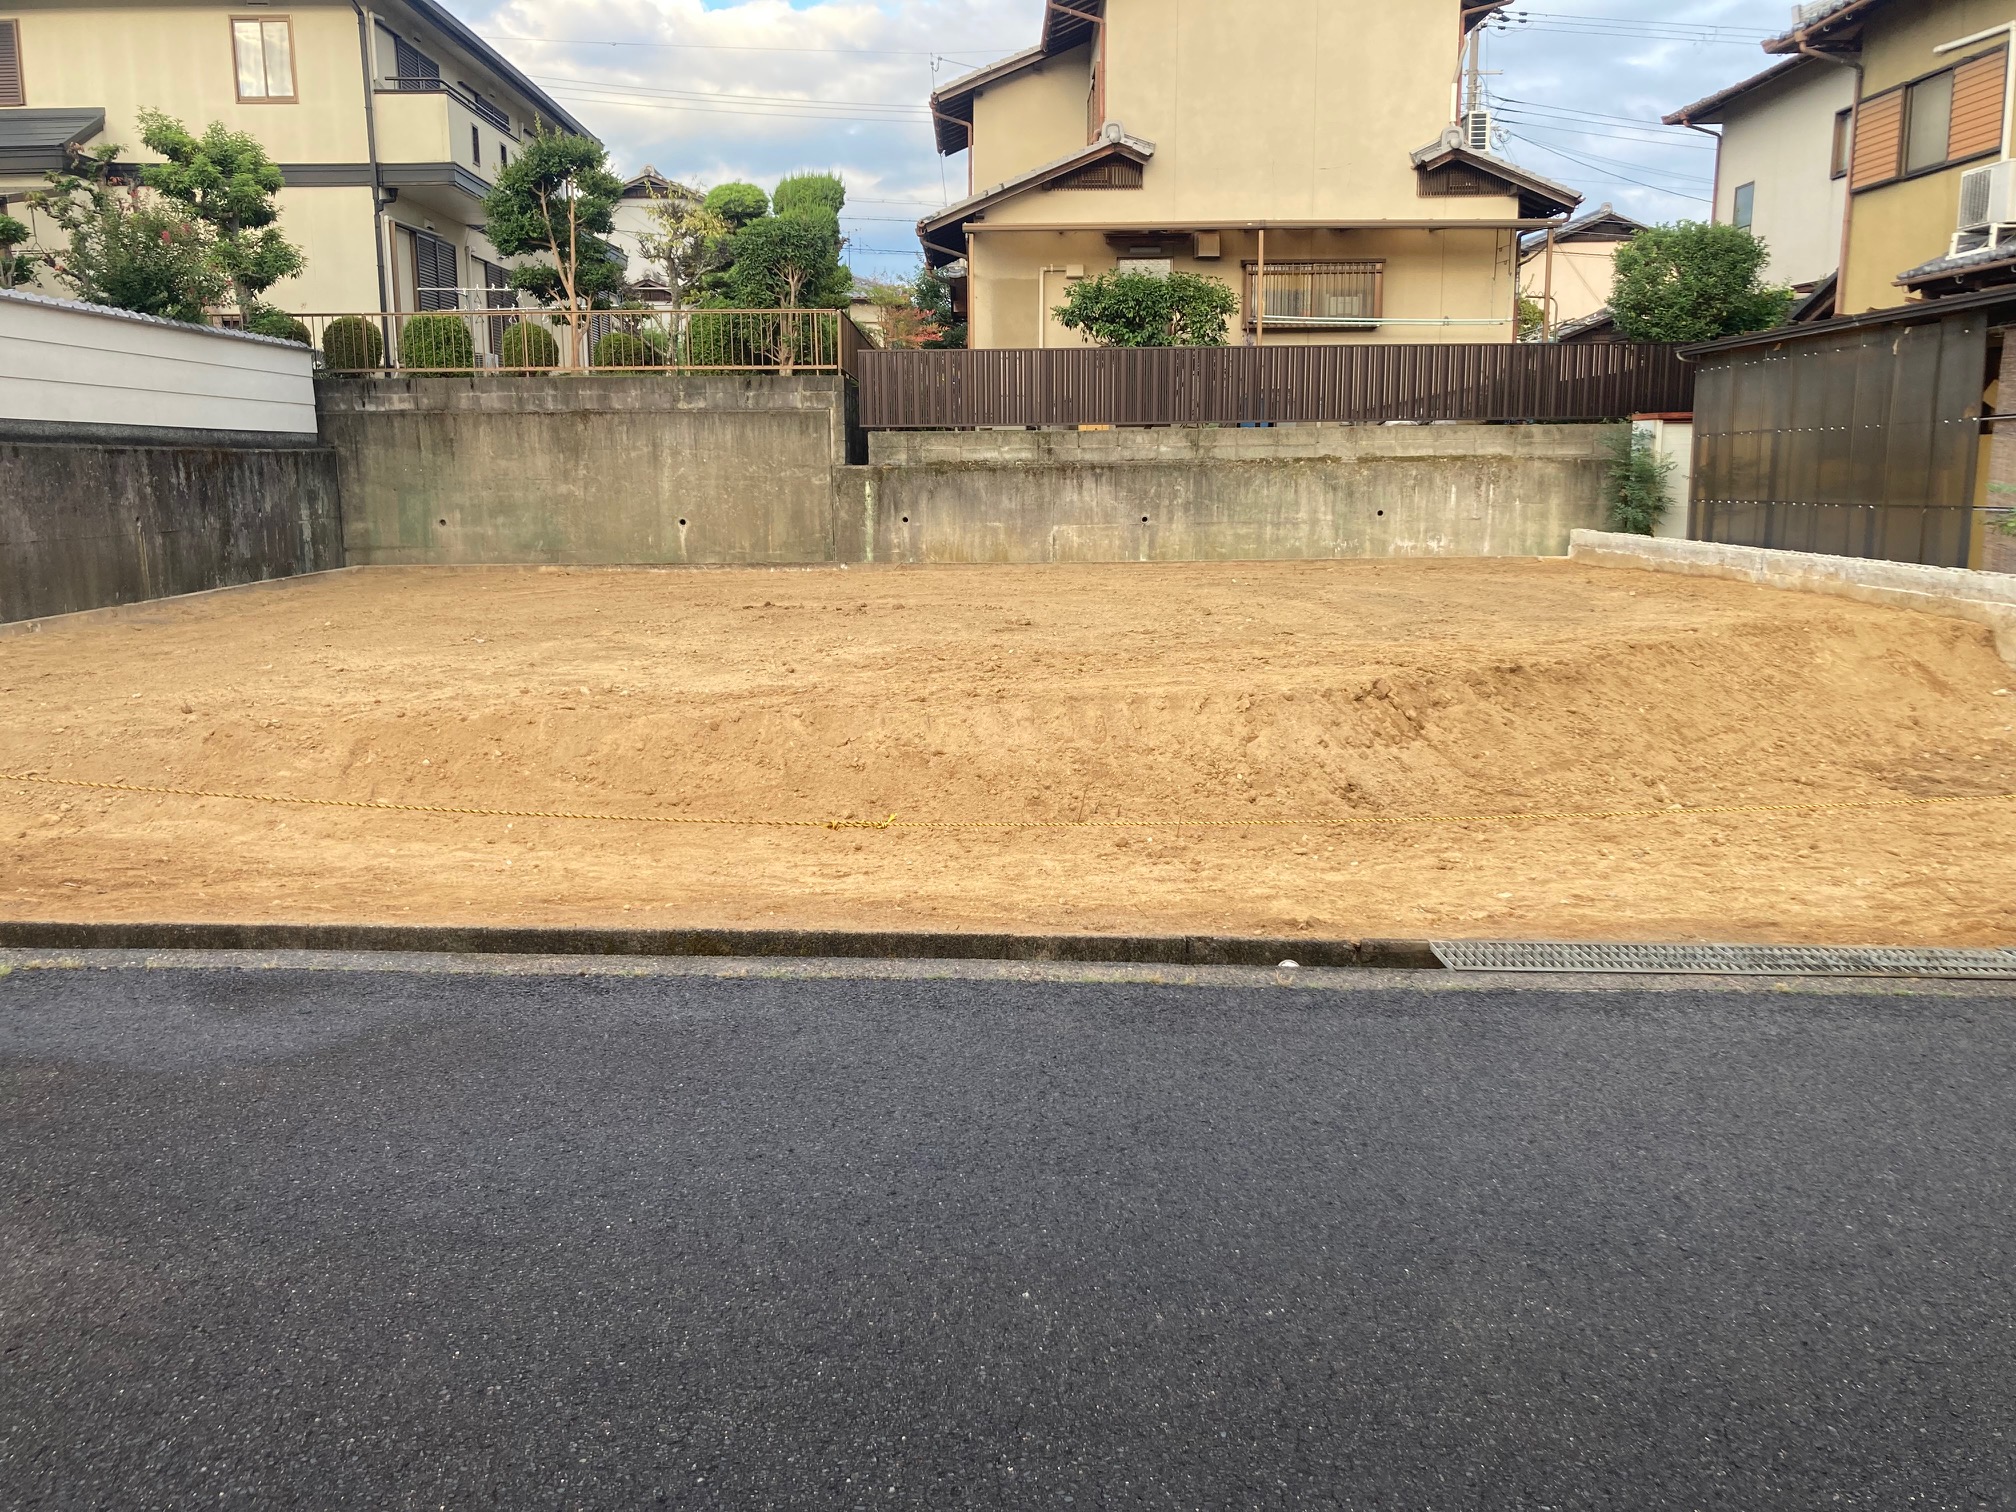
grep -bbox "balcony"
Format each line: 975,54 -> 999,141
372,78 -> 516,223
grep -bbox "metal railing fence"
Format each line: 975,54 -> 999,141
854,342 -> 1694,429
294,309 -> 859,374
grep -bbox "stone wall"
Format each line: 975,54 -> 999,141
0,436 -> 341,625
320,375 -> 859,566
853,424 -> 1620,564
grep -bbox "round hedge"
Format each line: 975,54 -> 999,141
592,330 -> 662,369
398,313 -> 475,371
498,320 -> 559,370
246,308 -> 312,346
321,315 -> 384,370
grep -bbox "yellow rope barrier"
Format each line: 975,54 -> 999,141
3,770 -> 2012,832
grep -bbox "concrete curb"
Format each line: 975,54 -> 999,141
0,920 -> 1444,971
1567,530 -> 2016,665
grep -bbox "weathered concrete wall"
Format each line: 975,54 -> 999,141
1569,530 -> 2016,666
0,438 -> 342,625
852,424 -> 1620,564
320,375 -> 858,566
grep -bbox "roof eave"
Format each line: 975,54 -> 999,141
395,0 -> 598,140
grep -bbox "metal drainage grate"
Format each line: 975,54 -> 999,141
1431,941 -> 2016,980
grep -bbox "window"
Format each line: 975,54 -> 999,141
471,123 -> 481,167
398,226 -> 459,311
1831,107 -> 1852,179
1905,69 -> 1954,174
1243,260 -> 1384,329
393,33 -> 440,90
231,16 -> 295,102
0,19 -> 23,109
1731,181 -> 1755,230
1851,47 -> 2007,190
498,144 -> 508,168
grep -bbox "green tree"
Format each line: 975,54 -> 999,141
482,126 -> 626,362
136,110 -> 305,323
771,172 -> 846,222
1517,295 -> 1546,342
1053,269 -> 1239,347
914,266 -> 966,349
1609,222 -> 1791,343
634,178 -> 728,306
0,211 -> 34,290
720,213 -> 851,310
703,182 -> 770,231
32,147 -> 224,322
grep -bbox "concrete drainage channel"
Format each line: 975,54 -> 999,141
0,922 -> 2011,980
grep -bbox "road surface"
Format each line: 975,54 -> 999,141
4,958 -> 2013,1509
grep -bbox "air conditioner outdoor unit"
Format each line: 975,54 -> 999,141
1463,109 -> 1493,153
1956,160 -> 2016,232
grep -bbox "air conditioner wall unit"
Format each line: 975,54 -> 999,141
1956,159 -> 2016,232
1463,109 -> 1493,154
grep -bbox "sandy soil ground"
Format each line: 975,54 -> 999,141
2,559 -> 2013,945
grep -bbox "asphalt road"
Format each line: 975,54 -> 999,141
4,961 -> 2015,1510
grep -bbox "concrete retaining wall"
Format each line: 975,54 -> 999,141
854,424 -> 1620,564
320,375 -> 859,566
1569,530 -> 2016,665
0,438 -> 343,624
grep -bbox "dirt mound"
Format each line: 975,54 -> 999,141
3,559 -> 2012,943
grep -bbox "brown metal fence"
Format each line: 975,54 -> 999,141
853,342 -> 1693,429
1689,309 -> 1987,569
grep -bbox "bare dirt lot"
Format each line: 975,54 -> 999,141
2,559 -> 2013,945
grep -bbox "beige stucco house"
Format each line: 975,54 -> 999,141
1516,204 -> 1645,333
0,0 -> 595,315
919,0 -> 1580,350
1665,54 -> 1856,303
1761,0 -> 2016,312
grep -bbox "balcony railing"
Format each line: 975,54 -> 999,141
294,308 -> 861,374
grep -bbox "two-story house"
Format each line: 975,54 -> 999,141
0,0 -> 595,315
1765,0 -> 2016,312
918,0 -> 1580,349
1664,54 -> 1857,310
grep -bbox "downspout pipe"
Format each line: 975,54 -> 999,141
1798,41 -> 1860,315
351,0 -> 391,317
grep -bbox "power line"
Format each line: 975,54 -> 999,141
532,74 -> 925,115
1497,114 -> 1719,160
1503,132 -> 1712,200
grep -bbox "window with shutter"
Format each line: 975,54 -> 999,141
394,35 -> 440,90
1851,90 -> 1904,189
415,232 -> 458,310
1948,47 -> 2007,162
0,19 -> 25,108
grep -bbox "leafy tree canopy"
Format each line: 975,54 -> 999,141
0,211 -> 33,291
1053,269 -> 1239,347
703,182 -> 770,231
1609,222 -> 1791,344
913,266 -> 966,349
772,172 -> 845,223
719,212 -> 851,309
32,146 -> 224,322
482,128 -> 626,313
634,178 -> 728,305
136,110 -> 304,319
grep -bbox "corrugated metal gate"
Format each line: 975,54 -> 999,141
854,343 -> 1692,429
1690,310 -> 1988,568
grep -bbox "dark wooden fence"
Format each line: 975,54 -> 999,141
1690,308 -> 1987,569
853,342 -> 1692,429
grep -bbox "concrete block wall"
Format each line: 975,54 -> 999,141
854,424 -> 1621,564
320,375 -> 859,567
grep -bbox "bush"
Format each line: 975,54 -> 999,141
398,312 -> 475,370
1604,428 -> 1675,535
592,329 -> 663,368
1611,222 -> 1792,343
321,315 -> 384,370
245,306 -> 310,345
1053,269 -> 1239,347
498,319 -> 559,369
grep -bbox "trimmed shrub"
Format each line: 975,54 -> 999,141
399,312 -> 475,370
498,319 -> 559,370
321,315 -> 384,370
246,306 -> 311,345
592,329 -> 662,368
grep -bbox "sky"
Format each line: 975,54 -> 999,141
438,0 -> 1803,286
